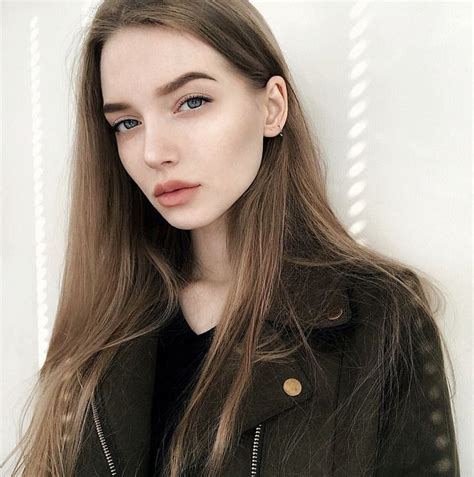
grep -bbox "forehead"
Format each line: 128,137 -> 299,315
100,26 -> 233,93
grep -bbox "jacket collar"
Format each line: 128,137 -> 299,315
96,263 -> 352,475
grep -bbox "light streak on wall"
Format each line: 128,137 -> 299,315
347,1 -> 371,246
29,16 -> 49,370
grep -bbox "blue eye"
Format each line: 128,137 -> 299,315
112,118 -> 139,133
177,94 -> 211,112
111,94 -> 212,134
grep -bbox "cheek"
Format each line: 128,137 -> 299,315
119,156 -> 133,178
119,155 -> 144,189
227,123 -> 263,184
116,140 -> 140,174
211,134 -> 263,200
203,97 -> 264,184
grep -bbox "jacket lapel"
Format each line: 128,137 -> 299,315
237,267 -> 351,432
93,328 -> 159,476
94,264 -> 352,475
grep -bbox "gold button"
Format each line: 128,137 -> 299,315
283,378 -> 302,396
328,308 -> 343,320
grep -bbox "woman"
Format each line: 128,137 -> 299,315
4,1 -> 459,476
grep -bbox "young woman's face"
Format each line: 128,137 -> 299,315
100,26 -> 270,231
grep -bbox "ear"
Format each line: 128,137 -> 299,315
262,75 -> 288,138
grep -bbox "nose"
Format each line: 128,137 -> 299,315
142,120 -> 178,169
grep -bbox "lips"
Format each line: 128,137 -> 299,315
155,184 -> 200,207
154,180 -> 200,197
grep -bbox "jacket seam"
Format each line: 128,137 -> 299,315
330,346 -> 345,476
373,332 -> 386,476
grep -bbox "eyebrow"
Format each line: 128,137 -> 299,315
102,71 -> 217,115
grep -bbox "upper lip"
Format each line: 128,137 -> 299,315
153,180 -> 200,197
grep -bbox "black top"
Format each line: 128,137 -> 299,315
149,307 -> 215,477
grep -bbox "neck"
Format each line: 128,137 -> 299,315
190,215 -> 232,284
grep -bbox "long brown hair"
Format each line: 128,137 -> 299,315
3,1 -> 458,475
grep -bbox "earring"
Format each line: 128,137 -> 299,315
278,124 -> 284,137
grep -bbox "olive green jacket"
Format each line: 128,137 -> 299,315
75,267 -> 460,476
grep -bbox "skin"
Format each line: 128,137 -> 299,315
100,26 -> 287,330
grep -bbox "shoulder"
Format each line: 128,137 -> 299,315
274,262 -> 446,369
323,267 -> 459,475
344,266 -> 434,333
304,265 -> 449,392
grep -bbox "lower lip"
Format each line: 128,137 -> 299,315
156,185 -> 200,206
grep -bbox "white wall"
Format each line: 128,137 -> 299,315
1,1 -> 472,475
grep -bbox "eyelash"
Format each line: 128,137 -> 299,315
111,94 -> 212,134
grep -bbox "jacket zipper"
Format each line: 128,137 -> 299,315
91,396 -> 264,477
251,423 -> 264,476
91,395 -> 118,476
